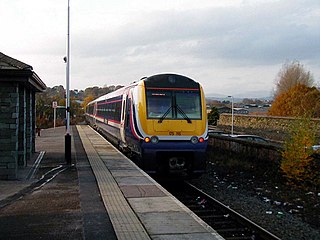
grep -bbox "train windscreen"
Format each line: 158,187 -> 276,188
146,90 -> 173,119
146,89 -> 201,120
175,91 -> 201,119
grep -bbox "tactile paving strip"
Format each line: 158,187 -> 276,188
77,125 -> 150,240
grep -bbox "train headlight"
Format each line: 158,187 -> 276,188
199,137 -> 204,143
151,136 -> 159,144
190,136 -> 198,144
144,137 -> 151,143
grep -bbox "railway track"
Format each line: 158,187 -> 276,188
166,181 -> 281,240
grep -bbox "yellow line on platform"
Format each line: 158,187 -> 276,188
76,125 -> 150,240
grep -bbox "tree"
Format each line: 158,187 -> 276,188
208,106 -> 220,125
268,84 -> 320,117
83,85 -> 123,99
281,116 -> 320,187
36,89 -> 53,128
274,61 -> 314,98
36,84 -> 123,128
82,95 -> 95,110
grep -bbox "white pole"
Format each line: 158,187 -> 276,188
65,0 -> 71,163
54,108 -> 56,129
66,0 -> 70,135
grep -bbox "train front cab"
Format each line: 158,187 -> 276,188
136,74 -> 208,178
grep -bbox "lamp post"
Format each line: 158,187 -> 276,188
65,0 -> 71,164
228,96 -> 234,135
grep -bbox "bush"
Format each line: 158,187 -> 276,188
208,106 -> 219,125
281,116 -> 320,187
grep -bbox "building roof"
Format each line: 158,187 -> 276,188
0,52 -> 46,92
0,52 -> 32,70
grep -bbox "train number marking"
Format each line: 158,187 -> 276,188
168,131 -> 181,135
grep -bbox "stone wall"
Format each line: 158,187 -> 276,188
17,87 -> 35,167
0,82 -> 36,179
217,114 -> 320,142
208,135 -> 282,170
0,82 -> 19,179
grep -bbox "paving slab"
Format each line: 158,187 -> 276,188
120,185 -> 167,198
138,211 -> 211,235
128,196 -> 183,212
151,233 -> 223,240
115,176 -> 154,186
111,169 -> 145,177
103,159 -> 137,170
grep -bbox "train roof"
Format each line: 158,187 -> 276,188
87,81 -> 138,105
86,73 -> 200,106
144,73 -> 199,89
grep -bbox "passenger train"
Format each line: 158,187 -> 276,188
85,73 -> 208,177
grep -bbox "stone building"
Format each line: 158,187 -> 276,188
0,52 -> 46,179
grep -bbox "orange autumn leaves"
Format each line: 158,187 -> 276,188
268,84 -> 320,118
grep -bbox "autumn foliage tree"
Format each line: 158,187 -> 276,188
274,61 -> 314,98
269,61 -> 319,117
268,84 -> 320,117
269,61 -> 320,187
281,117 -> 320,187
36,85 -> 123,128
82,95 -> 95,110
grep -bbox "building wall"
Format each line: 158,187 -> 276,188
0,82 -> 36,179
0,82 -> 19,179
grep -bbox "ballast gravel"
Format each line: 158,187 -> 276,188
190,163 -> 320,240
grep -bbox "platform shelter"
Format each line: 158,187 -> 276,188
0,52 -> 46,179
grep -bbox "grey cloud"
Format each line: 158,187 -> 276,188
73,0 -> 320,74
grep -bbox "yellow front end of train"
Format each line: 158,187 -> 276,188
132,74 -> 208,177
137,81 -> 207,139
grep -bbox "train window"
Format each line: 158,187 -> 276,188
89,105 -> 94,114
175,91 -> 201,119
125,98 -> 131,128
146,89 -> 201,120
97,101 -> 105,117
146,90 -> 173,119
114,101 -> 121,122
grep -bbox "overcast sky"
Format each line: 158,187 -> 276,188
1,0 -> 319,98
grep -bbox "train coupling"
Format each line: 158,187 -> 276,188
169,157 -> 186,170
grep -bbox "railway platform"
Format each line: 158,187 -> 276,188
0,125 -> 223,240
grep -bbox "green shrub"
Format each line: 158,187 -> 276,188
208,106 -> 219,125
281,116 -> 320,187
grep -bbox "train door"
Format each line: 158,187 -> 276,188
125,97 -> 132,134
93,102 -> 97,126
120,93 -> 127,145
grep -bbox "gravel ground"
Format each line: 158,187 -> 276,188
189,161 -> 320,240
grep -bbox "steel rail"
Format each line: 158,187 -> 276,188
185,181 -> 281,240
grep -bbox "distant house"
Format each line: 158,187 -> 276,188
234,108 -> 249,114
244,104 -> 258,108
0,52 -> 46,179
217,106 -> 232,114
217,106 -> 248,115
